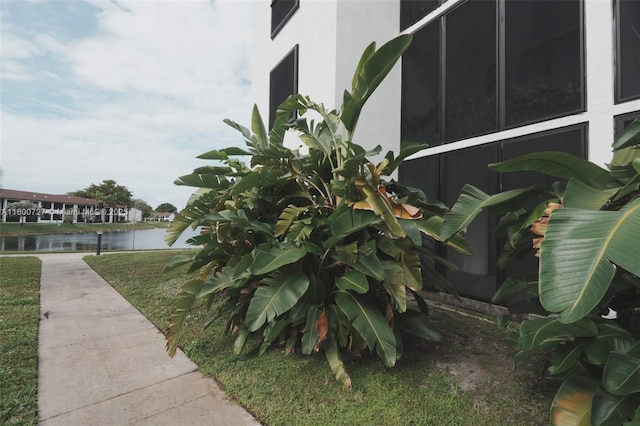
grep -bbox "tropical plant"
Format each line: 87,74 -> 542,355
442,118 -> 640,425
163,34 -> 470,388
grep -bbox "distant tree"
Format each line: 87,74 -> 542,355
155,202 -> 177,213
5,200 -> 39,225
69,180 -> 133,223
69,180 -> 133,207
132,198 -> 153,219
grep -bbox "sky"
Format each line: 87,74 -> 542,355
1,0 -> 253,210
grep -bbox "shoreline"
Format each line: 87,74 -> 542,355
0,222 -> 170,237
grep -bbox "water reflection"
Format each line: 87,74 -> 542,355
0,227 -> 200,252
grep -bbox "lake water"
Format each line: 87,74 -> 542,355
0,227 -> 200,252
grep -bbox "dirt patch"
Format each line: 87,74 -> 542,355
402,303 -> 558,425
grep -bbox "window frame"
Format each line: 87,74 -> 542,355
401,0 -> 586,146
400,0 -> 441,31
614,111 -> 640,137
269,44 -> 299,128
614,0 -> 640,103
501,0 -> 586,130
271,0 -> 300,39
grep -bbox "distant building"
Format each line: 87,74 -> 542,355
0,189 -> 127,224
127,207 -> 144,223
150,211 -> 175,222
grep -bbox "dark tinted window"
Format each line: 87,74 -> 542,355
398,154 -> 440,204
398,124 -> 587,300
442,144 -> 499,300
615,111 -> 640,137
401,0 -> 585,145
269,46 -> 298,128
271,0 -> 299,39
617,0 -> 640,102
398,154 -> 441,281
444,0 -> 497,142
502,125 -> 587,191
505,0 -> 583,127
501,124 -> 587,279
401,22 -> 441,146
400,0 -> 439,31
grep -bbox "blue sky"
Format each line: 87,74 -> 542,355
1,0 -> 253,209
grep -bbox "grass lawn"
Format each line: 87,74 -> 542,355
0,222 -> 168,237
85,251 -> 556,425
0,257 -> 41,425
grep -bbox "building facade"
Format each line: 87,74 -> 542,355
0,189 -> 127,224
252,0 -> 640,300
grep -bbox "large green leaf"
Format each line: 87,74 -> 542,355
336,270 -> 369,294
233,328 -> 250,355
355,179 -> 405,238
295,117 -> 334,157
249,245 -> 307,276
341,34 -> 412,134
352,240 -> 385,281
224,118 -> 252,142
165,190 -> 216,246
205,210 -> 274,236
548,342 -> 588,376
196,147 -> 252,160
396,310 -> 441,342
603,351 -> 640,396
517,317 -> 597,362
324,340 -> 352,390
612,117 -> 640,151
584,323 -> 634,366
259,319 -> 289,355
563,178 -> 620,210
166,279 -> 205,356
335,291 -> 397,367
441,184 -> 547,241
540,198 -> 640,323
197,268 -> 245,298
301,307 -> 322,355
400,250 -> 422,292
490,151 -> 619,190
245,272 -> 310,332
417,216 -> 472,255
383,141 -> 427,175
174,172 -> 223,189
229,170 -> 280,195
592,387 -> 640,426
550,373 -> 598,426
163,255 -> 193,273
251,105 -> 268,149
382,260 -> 407,312
275,205 -> 309,238
326,208 -> 382,248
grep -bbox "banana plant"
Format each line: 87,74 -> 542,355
163,35 -> 470,389
442,117 -> 640,424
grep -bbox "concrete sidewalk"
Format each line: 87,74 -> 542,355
37,253 -> 260,425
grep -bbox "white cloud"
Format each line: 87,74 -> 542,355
1,34 -> 39,59
1,0 -> 254,209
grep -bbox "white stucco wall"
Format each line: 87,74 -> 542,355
252,0 -> 401,159
252,0 -> 339,118
334,0 -> 401,158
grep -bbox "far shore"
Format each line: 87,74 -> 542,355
0,222 -> 170,237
